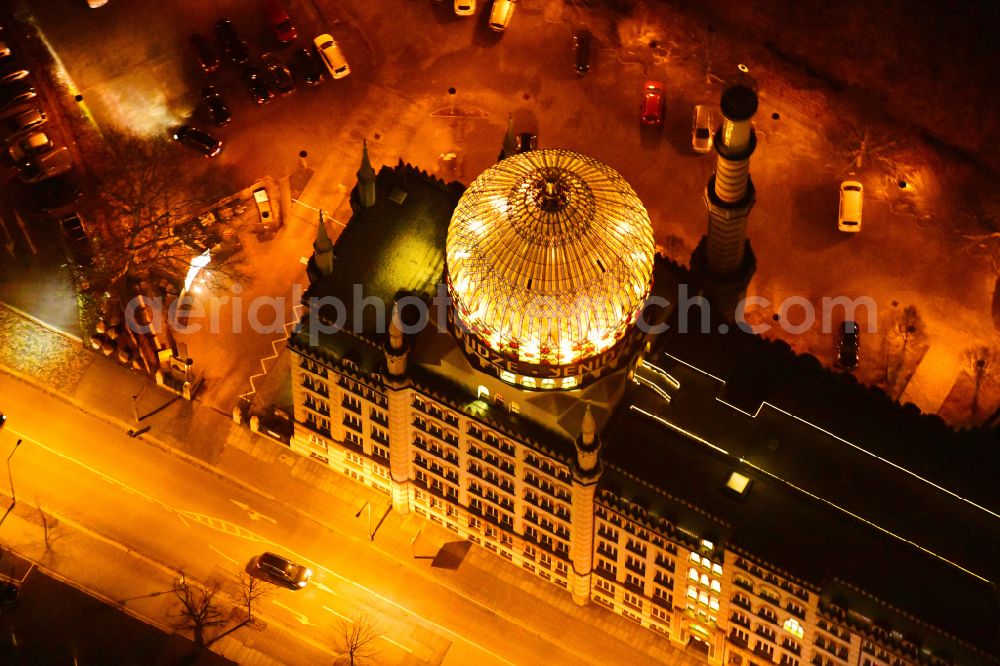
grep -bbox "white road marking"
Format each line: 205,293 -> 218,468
321,605 -> 352,622
273,599 -> 313,625
312,580 -> 336,595
208,544 -> 240,566
380,635 -> 413,653
176,513 -> 189,528
14,212 -> 36,254
231,499 -> 277,524
0,212 -> 14,256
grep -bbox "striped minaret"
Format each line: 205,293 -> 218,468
705,82 -> 759,275
570,403 -> 602,606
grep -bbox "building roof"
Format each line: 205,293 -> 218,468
601,348 -> 1000,659
446,149 -> 655,368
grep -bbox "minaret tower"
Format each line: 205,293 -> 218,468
357,139 -> 376,208
384,301 -> 413,514
313,211 -> 334,278
570,403 -> 603,606
691,77 -> 760,322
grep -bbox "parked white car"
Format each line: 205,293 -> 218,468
314,34 -> 350,79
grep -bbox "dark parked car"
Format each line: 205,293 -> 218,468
26,174 -> 82,213
60,213 -> 94,267
1,107 -> 46,144
837,320 -> 860,370
266,61 -> 295,95
0,412 -> 5,429
0,580 -> 18,607
0,81 -> 36,114
171,125 -> 222,157
8,130 -> 52,162
191,33 -> 220,73
0,59 -> 29,85
215,19 -> 250,65
291,47 -> 323,86
200,86 -> 231,126
265,0 -> 298,44
242,66 -> 273,105
516,132 -> 536,153
573,30 -> 591,76
253,552 -> 311,589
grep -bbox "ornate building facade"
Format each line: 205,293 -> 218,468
287,84 -> 999,666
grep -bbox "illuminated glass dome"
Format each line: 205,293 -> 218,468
446,149 -> 655,384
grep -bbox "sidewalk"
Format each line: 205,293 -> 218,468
1,301 -> 701,665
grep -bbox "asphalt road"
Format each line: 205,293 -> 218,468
0,366 -> 708,665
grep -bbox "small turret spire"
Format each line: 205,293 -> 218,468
357,139 -> 376,208
581,402 -> 596,447
499,114 -> 517,161
313,210 -> 334,277
389,301 -> 404,352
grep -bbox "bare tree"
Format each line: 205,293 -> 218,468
87,127 -> 248,297
172,575 -> 226,649
964,346 -> 996,417
332,613 -> 383,666
239,570 -> 270,624
893,305 -> 924,357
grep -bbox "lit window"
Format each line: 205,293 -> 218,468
700,573 -> 709,586
701,539 -> 714,551
712,563 -> 723,576
711,579 -> 721,592
689,568 -> 699,581
687,585 -> 698,599
726,471 -> 751,496
783,618 -> 804,640
477,385 -> 490,399
561,376 -> 578,389
509,401 -> 520,415
690,552 -> 701,564
699,592 -> 709,605
709,597 -> 720,611
540,378 -> 556,389
521,377 -> 537,388
500,370 -> 516,383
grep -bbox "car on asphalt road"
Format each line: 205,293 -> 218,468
837,320 -> 860,370
573,30 -> 591,76
454,0 -> 475,16
8,130 -> 52,162
266,61 -> 295,95
0,412 -> 5,429
0,40 -> 11,60
200,86 -> 231,126
292,47 -> 323,86
1,107 -> 46,144
265,0 -> 298,44
516,132 -> 536,153
60,213 -> 95,267
253,552 -> 311,589
0,60 -> 29,85
314,34 -> 350,79
242,66 -> 274,104
0,81 -> 37,115
692,104 -> 713,153
191,33 -> 220,73
172,125 -> 222,157
489,0 -> 516,32
215,19 -> 250,66
838,180 -> 864,232
18,146 -> 74,183
640,80 -> 665,126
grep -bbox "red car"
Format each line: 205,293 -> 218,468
641,80 -> 665,126
265,0 -> 298,44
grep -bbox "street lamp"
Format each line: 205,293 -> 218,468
7,439 -> 20,506
355,501 -> 373,541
